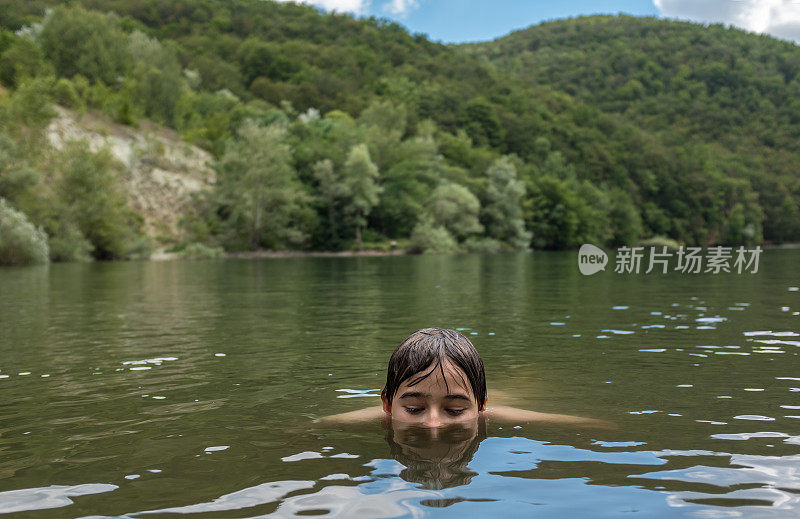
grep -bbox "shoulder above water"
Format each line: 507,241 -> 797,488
315,405 -> 616,430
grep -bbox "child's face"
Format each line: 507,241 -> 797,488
382,359 -> 484,427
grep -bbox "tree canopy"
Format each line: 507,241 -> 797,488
1,1 -> 798,262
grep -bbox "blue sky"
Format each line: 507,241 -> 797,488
275,0 -> 800,44
370,0 -> 658,43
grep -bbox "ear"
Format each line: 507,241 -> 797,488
381,393 -> 391,413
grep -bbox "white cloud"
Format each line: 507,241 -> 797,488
272,0 -> 421,18
654,0 -> 800,43
273,0 -> 369,15
384,0 -> 419,16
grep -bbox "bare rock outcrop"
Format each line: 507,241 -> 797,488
46,107 -> 215,244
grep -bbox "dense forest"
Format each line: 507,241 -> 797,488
468,15 -> 800,246
0,0 -> 798,264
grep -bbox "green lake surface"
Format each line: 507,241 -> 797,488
0,250 -> 798,517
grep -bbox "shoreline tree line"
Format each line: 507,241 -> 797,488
0,1 -> 796,265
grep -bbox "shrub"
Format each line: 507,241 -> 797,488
0,165 -> 41,202
38,6 -> 131,85
55,142 -> 142,260
51,78 -> 80,109
409,218 -> 458,254
124,235 -> 153,261
0,198 -> 49,265
4,76 -> 55,128
0,36 -> 50,88
429,182 -> 483,239
180,242 -> 224,259
48,224 -> 93,262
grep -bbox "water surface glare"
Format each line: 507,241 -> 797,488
0,251 -> 798,517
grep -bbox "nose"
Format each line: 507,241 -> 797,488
424,409 -> 443,429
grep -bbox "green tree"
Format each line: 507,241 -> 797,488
54,142 -> 142,260
359,100 -> 407,170
0,198 -> 49,266
429,182 -> 483,240
374,133 -> 444,238
52,78 -> 81,109
483,157 -> 531,249
771,193 -> 799,244
341,143 -> 381,250
0,35 -> 50,88
312,159 -> 346,244
410,217 -> 458,254
235,37 -> 297,85
461,97 -> 505,149
38,6 -> 131,85
48,224 -> 93,262
3,76 -> 55,129
607,188 -> 643,246
525,176 -> 576,250
0,133 -> 41,203
128,31 -> 186,126
216,120 -> 312,250
724,190 -> 763,246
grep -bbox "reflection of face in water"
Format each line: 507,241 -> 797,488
384,418 -> 487,490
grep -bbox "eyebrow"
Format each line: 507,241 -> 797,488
398,392 -> 472,402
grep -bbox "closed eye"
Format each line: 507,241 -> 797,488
403,407 -> 423,414
446,409 -> 465,416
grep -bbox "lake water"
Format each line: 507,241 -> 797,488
0,250 -> 798,518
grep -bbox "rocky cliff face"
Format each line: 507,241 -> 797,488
46,107 -> 215,248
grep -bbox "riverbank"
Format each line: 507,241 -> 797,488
144,242 -> 800,262
226,249 -> 413,259
150,248 -> 414,261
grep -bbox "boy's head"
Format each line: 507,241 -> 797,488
381,328 -> 487,427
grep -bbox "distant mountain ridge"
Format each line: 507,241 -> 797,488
465,15 -> 800,241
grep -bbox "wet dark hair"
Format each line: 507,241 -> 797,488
381,328 -> 486,410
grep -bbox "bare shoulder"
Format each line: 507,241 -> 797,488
485,405 -> 617,430
314,406 -> 387,424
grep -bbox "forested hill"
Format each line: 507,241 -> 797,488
0,1 -> 798,264
466,15 -> 800,242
